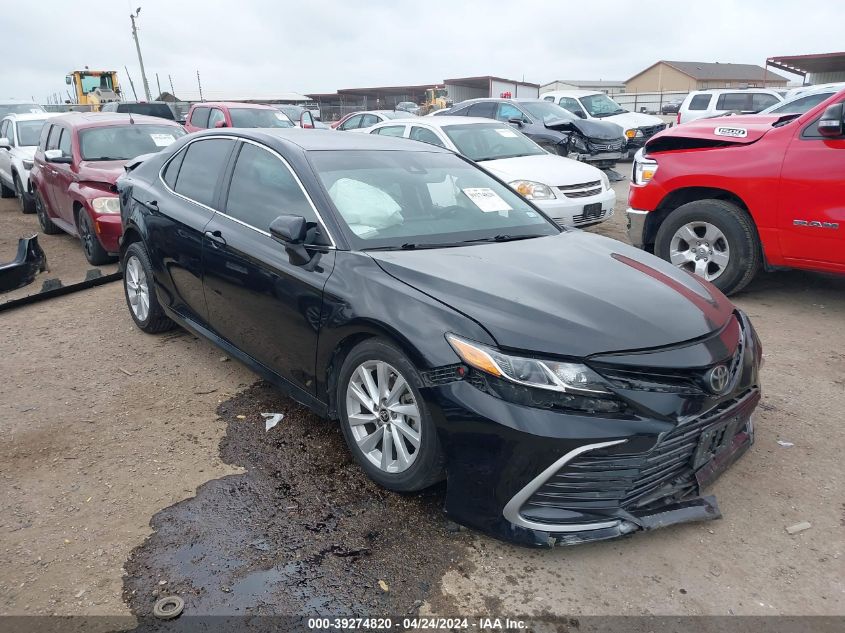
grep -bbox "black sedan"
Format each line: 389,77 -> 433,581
442,98 -> 626,169
116,129 -> 762,546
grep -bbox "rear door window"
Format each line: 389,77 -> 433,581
339,114 -> 363,130
189,107 -> 211,128
173,138 -> 234,207
207,108 -> 226,128
372,125 -> 406,137
688,94 -> 711,110
467,102 -> 496,119
410,126 -> 446,147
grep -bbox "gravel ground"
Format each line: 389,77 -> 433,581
0,182 -> 842,620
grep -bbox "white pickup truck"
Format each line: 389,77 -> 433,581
541,90 -> 666,158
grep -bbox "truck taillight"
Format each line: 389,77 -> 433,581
676,112 -> 681,125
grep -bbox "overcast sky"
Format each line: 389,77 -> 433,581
3,0 -> 839,103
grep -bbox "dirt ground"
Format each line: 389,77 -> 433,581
0,200 -> 118,306
0,181 -> 843,622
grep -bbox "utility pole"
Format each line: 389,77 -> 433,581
124,65 -> 139,101
156,73 -> 162,99
196,70 -> 204,101
168,74 -> 175,95
129,7 -> 152,101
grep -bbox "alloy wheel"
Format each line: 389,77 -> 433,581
669,221 -> 730,282
125,255 -> 150,322
79,214 -> 96,259
345,360 -> 421,474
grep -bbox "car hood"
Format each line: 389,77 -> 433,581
599,111 -> 664,129
544,116 -> 624,141
77,160 -> 128,185
369,231 -> 734,358
482,153 -> 605,187
648,115 -> 779,149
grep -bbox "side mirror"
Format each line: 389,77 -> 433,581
0,138 -> 10,150
213,120 -> 227,129
507,117 -> 524,126
818,103 -> 845,138
45,149 -> 72,163
269,214 -> 307,244
300,111 -> 315,129
65,75 -> 72,85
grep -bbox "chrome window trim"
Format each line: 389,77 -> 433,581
158,135 -> 336,248
502,439 -> 627,533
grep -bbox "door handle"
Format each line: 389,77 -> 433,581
204,230 -> 226,246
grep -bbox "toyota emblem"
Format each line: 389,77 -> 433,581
706,365 -> 730,394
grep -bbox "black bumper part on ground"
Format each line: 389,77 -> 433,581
428,311 -> 761,547
0,234 -> 46,293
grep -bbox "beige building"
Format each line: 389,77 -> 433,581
626,61 -> 789,93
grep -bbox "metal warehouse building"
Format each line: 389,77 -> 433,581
766,51 -> 845,85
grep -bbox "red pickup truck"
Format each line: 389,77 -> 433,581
627,89 -> 845,294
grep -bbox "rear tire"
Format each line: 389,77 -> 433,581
122,242 -> 175,334
655,199 -> 760,295
77,210 -> 114,266
337,338 -> 445,492
35,189 -> 61,234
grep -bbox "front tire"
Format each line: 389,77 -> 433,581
122,242 -> 174,334
337,339 -> 445,492
14,174 -> 35,213
655,199 -> 760,295
77,210 -> 115,266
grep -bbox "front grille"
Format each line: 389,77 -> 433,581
520,389 -> 758,521
559,208 -> 610,226
557,180 -> 603,199
640,124 -> 667,138
557,180 -> 601,192
587,138 -> 624,152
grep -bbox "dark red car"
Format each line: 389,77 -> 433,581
30,112 -> 185,264
183,102 -> 297,133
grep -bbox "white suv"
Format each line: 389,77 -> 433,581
0,113 -> 59,213
677,89 -> 782,124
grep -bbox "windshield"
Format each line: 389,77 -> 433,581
580,94 -> 626,117
79,124 -> 185,161
443,123 -> 545,161
17,120 -> 48,146
519,101 -> 577,123
0,104 -> 46,117
79,74 -> 114,93
229,108 -> 293,128
310,150 -> 558,250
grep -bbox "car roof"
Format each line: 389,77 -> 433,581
188,127 -> 451,152
2,112 -> 61,122
376,116 -> 502,129
191,101 -> 277,110
688,88 -> 780,95
48,112 -> 183,129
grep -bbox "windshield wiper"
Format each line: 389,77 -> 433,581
86,156 -> 125,161
461,234 -> 543,244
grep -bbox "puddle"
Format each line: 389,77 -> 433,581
123,382 -> 469,622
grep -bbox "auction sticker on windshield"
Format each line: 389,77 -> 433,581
495,128 -> 518,138
463,188 -> 512,212
150,133 -> 177,147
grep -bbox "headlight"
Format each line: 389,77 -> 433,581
599,170 -> 610,190
509,180 -> 556,201
91,197 -> 120,214
633,157 -> 658,185
446,334 -> 611,395
22,159 -> 34,170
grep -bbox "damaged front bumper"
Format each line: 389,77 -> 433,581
0,234 -> 47,293
426,313 -> 761,547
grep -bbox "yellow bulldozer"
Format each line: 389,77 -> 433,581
419,86 -> 453,115
65,70 -> 122,111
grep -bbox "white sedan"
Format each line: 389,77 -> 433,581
366,116 -> 615,228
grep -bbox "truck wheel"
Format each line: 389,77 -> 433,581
655,199 -> 760,295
